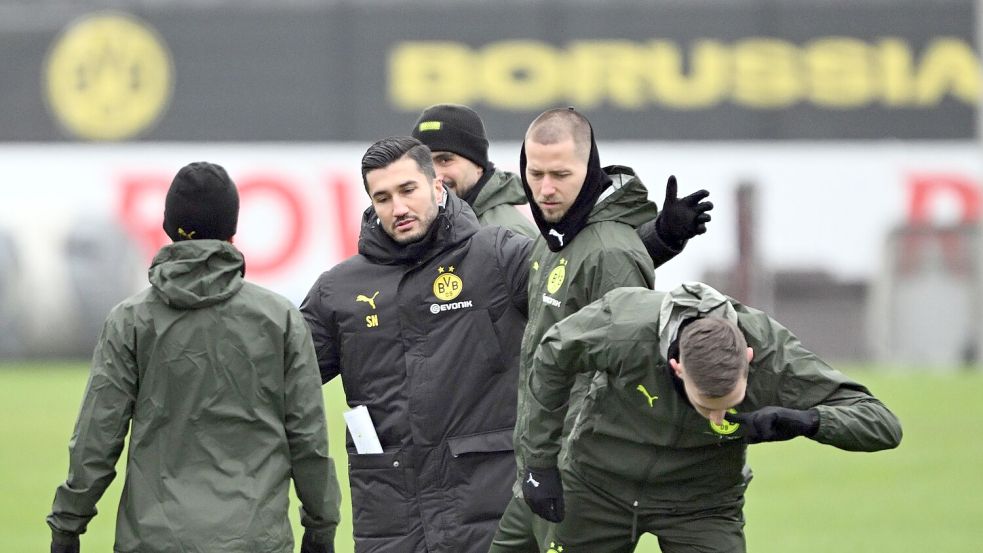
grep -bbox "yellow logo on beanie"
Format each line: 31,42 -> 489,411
177,228 -> 196,240
418,121 -> 442,132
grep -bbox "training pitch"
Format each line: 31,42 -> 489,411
1,363 -> 979,552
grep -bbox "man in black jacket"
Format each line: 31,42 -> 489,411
301,136 -> 713,552
302,137 -> 531,553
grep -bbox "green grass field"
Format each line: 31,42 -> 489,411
2,362 -> 980,552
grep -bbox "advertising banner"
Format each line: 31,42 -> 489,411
0,0 -> 976,142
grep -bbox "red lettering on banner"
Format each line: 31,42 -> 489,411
907,173 -> 980,225
118,173 -> 170,257
327,172 -> 361,259
237,175 -> 305,276
899,173 -> 981,275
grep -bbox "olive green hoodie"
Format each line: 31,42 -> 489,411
470,169 -> 538,238
48,240 -> 340,553
522,283 -> 902,505
513,166 -> 658,487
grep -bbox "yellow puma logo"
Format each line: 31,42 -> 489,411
177,228 -> 196,240
636,384 -> 659,407
356,291 -> 380,310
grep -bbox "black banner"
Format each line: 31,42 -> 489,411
0,0 -> 976,142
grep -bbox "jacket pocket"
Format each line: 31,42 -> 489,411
446,428 -> 516,525
348,451 -> 413,538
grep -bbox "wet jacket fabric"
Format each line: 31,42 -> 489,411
47,240 -> 341,553
513,166 -> 659,486
300,191 -> 533,552
469,168 -> 538,238
522,282 -> 903,506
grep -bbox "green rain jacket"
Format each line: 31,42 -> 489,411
522,282 -> 903,506
513,166 -> 658,487
471,169 -> 538,238
47,240 -> 340,553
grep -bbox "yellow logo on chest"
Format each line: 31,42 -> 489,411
433,266 -> 463,301
636,384 -> 659,407
710,409 -> 740,435
546,259 -> 567,294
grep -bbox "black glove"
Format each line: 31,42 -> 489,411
51,533 -> 80,553
725,407 -> 820,443
655,175 -> 713,247
300,529 -> 333,553
522,466 -> 565,523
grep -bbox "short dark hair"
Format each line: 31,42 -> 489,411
525,108 -> 591,160
679,318 -> 749,398
360,136 -> 436,190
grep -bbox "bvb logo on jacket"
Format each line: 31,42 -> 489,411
430,266 -> 473,315
546,259 -> 566,294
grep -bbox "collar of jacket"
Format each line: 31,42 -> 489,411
357,186 -> 480,266
459,161 -> 495,207
520,124 -> 612,252
149,239 -> 245,310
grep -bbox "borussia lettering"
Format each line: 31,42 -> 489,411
390,37 -> 979,110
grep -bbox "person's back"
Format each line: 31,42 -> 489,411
48,163 -> 339,553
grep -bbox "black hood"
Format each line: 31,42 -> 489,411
520,123 -> 611,251
357,186 -> 479,265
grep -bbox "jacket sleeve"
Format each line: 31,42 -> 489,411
300,274 -> 341,384
284,307 -> 342,543
47,309 -> 138,540
521,297 -> 615,468
480,204 -> 539,239
740,307 -> 902,452
496,228 -> 534,316
636,217 -> 683,269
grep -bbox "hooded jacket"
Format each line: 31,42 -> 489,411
300,191 -> 532,553
513,165 -> 659,487
522,283 -> 903,506
47,240 -> 340,553
466,168 -> 538,238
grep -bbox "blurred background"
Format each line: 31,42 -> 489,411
1,0 -> 981,551
1,0 -> 980,366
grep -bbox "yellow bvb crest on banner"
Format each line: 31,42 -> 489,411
44,11 -> 174,140
546,259 -> 566,294
433,266 -> 463,301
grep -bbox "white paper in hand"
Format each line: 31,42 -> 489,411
342,405 -> 383,454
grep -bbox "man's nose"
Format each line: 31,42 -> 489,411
392,197 -> 409,216
540,178 -> 557,196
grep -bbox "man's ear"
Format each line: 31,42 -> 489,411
433,177 -> 444,203
669,358 -> 683,377
746,347 -> 754,363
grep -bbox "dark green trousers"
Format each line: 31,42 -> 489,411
488,468 -> 746,553
487,496 -> 556,553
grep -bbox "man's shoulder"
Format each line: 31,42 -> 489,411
573,220 -> 647,256
237,280 -> 296,310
